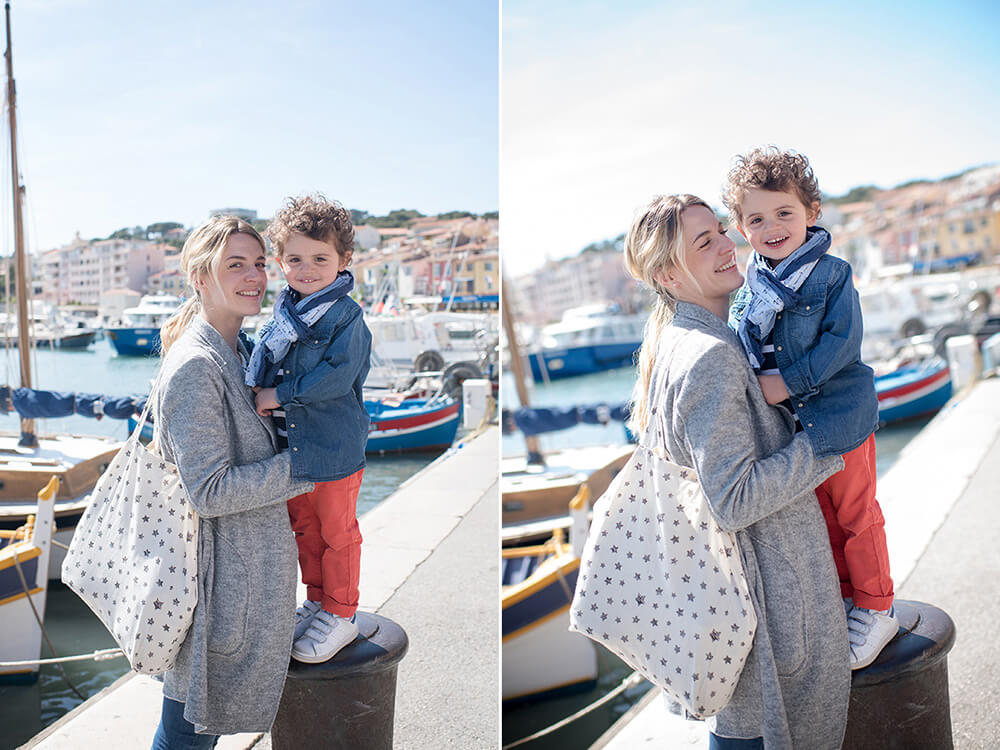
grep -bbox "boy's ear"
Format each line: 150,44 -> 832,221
807,202 -> 820,225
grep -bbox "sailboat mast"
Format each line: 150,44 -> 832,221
500,276 -> 544,466
5,1 -> 36,446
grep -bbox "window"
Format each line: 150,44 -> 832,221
484,262 -> 494,271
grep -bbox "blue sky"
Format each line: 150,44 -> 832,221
502,0 -> 1000,275
5,0 -> 497,250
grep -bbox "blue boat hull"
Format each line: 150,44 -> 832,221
876,360 -> 952,425
106,328 -> 161,356
527,341 -> 640,380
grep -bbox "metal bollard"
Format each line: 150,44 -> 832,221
271,612 -> 409,749
843,599 -> 956,750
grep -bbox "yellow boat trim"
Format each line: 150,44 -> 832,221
502,554 -> 580,608
0,667 -> 35,675
501,603 -> 570,643
0,585 -> 43,607
0,543 -> 40,571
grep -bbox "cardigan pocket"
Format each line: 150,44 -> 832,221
206,531 -> 250,656
749,534 -> 808,677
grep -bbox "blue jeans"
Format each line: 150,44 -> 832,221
709,733 -> 764,750
151,697 -> 219,750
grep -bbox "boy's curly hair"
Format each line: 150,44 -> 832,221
722,146 -> 822,227
265,194 -> 355,261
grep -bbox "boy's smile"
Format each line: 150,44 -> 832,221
739,187 -> 819,263
278,233 -> 349,295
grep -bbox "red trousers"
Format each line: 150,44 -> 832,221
815,433 -> 893,611
287,469 -> 364,618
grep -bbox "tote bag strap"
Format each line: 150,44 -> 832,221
639,336 -> 681,461
131,366 -> 167,450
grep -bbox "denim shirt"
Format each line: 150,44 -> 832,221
729,254 -> 877,458
259,296 -> 372,482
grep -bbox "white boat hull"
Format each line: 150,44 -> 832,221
502,610 -> 597,701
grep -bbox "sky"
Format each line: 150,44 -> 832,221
501,0 -> 1000,276
1,0 -> 497,252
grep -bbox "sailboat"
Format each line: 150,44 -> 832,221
0,1 -> 120,580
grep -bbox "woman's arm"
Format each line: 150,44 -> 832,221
158,356 -> 312,518
674,340 -> 843,531
275,305 -> 371,407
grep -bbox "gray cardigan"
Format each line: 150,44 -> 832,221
649,302 -> 850,749
153,317 -> 313,734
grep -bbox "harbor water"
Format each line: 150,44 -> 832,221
501,366 -> 932,749
0,337 -> 441,750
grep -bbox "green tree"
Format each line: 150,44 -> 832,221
146,221 -> 183,236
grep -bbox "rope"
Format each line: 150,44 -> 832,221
11,548 -> 87,700
502,671 -> 646,749
0,647 -> 124,668
51,538 -> 70,551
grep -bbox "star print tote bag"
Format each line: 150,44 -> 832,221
62,381 -> 198,675
568,441 -> 757,718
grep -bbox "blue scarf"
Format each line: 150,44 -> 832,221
245,270 -> 355,387
737,227 -> 830,371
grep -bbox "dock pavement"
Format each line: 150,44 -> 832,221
22,424 -> 500,750
592,375 -> 1000,750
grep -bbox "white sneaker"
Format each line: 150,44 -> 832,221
291,610 -> 359,664
294,599 -> 322,641
848,605 -> 898,670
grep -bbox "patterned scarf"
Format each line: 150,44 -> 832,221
245,270 -> 355,387
737,227 -> 830,371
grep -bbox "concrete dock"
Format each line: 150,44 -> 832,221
22,425 -> 499,750
593,375 -> 1000,749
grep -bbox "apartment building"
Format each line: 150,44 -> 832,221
41,238 -> 167,305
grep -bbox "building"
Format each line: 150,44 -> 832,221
41,238 -> 167,305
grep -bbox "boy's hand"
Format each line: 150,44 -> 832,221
756,374 -> 790,405
254,387 -> 280,417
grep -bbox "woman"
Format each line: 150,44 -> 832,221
623,195 -> 850,749
150,216 -> 313,748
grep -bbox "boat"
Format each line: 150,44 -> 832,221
525,303 -> 645,381
0,3 -> 122,580
502,519 -> 598,702
104,293 -> 182,356
366,393 -> 461,453
0,302 -> 98,349
876,356 -> 952,425
0,476 -> 57,683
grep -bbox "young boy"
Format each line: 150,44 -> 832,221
724,147 -> 896,670
246,194 -> 372,663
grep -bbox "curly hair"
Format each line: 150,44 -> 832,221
722,146 -> 822,227
265,194 -> 355,261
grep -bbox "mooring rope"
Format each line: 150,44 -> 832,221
502,671 -> 646,749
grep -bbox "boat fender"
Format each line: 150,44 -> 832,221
414,350 -> 445,372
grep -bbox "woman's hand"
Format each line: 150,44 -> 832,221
757,373 -> 790,405
253,387 -> 280,417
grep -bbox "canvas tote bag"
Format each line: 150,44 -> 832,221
62,377 -> 198,674
569,419 -> 758,717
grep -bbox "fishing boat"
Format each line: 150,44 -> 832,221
0,303 -> 98,349
365,393 -> 461,453
0,2 -> 121,578
0,476 -> 57,683
526,303 -> 645,381
104,293 -> 182,356
876,356 -> 952,425
502,525 -> 598,702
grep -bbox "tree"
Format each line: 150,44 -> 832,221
146,221 -> 183,236
481,210 -> 498,220
438,210 -> 474,220
350,209 -> 370,225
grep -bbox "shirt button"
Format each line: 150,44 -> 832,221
777,313 -> 782,319
290,423 -> 296,428
292,447 -> 298,451
313,340 -> 319,344
798,402 -> 804,408
807,423 -> 813,428
776,345 -> 782,351
805,305 -> 811,311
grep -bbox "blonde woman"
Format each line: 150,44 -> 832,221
150,216 -> 312,748
623,195 -> 849,750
